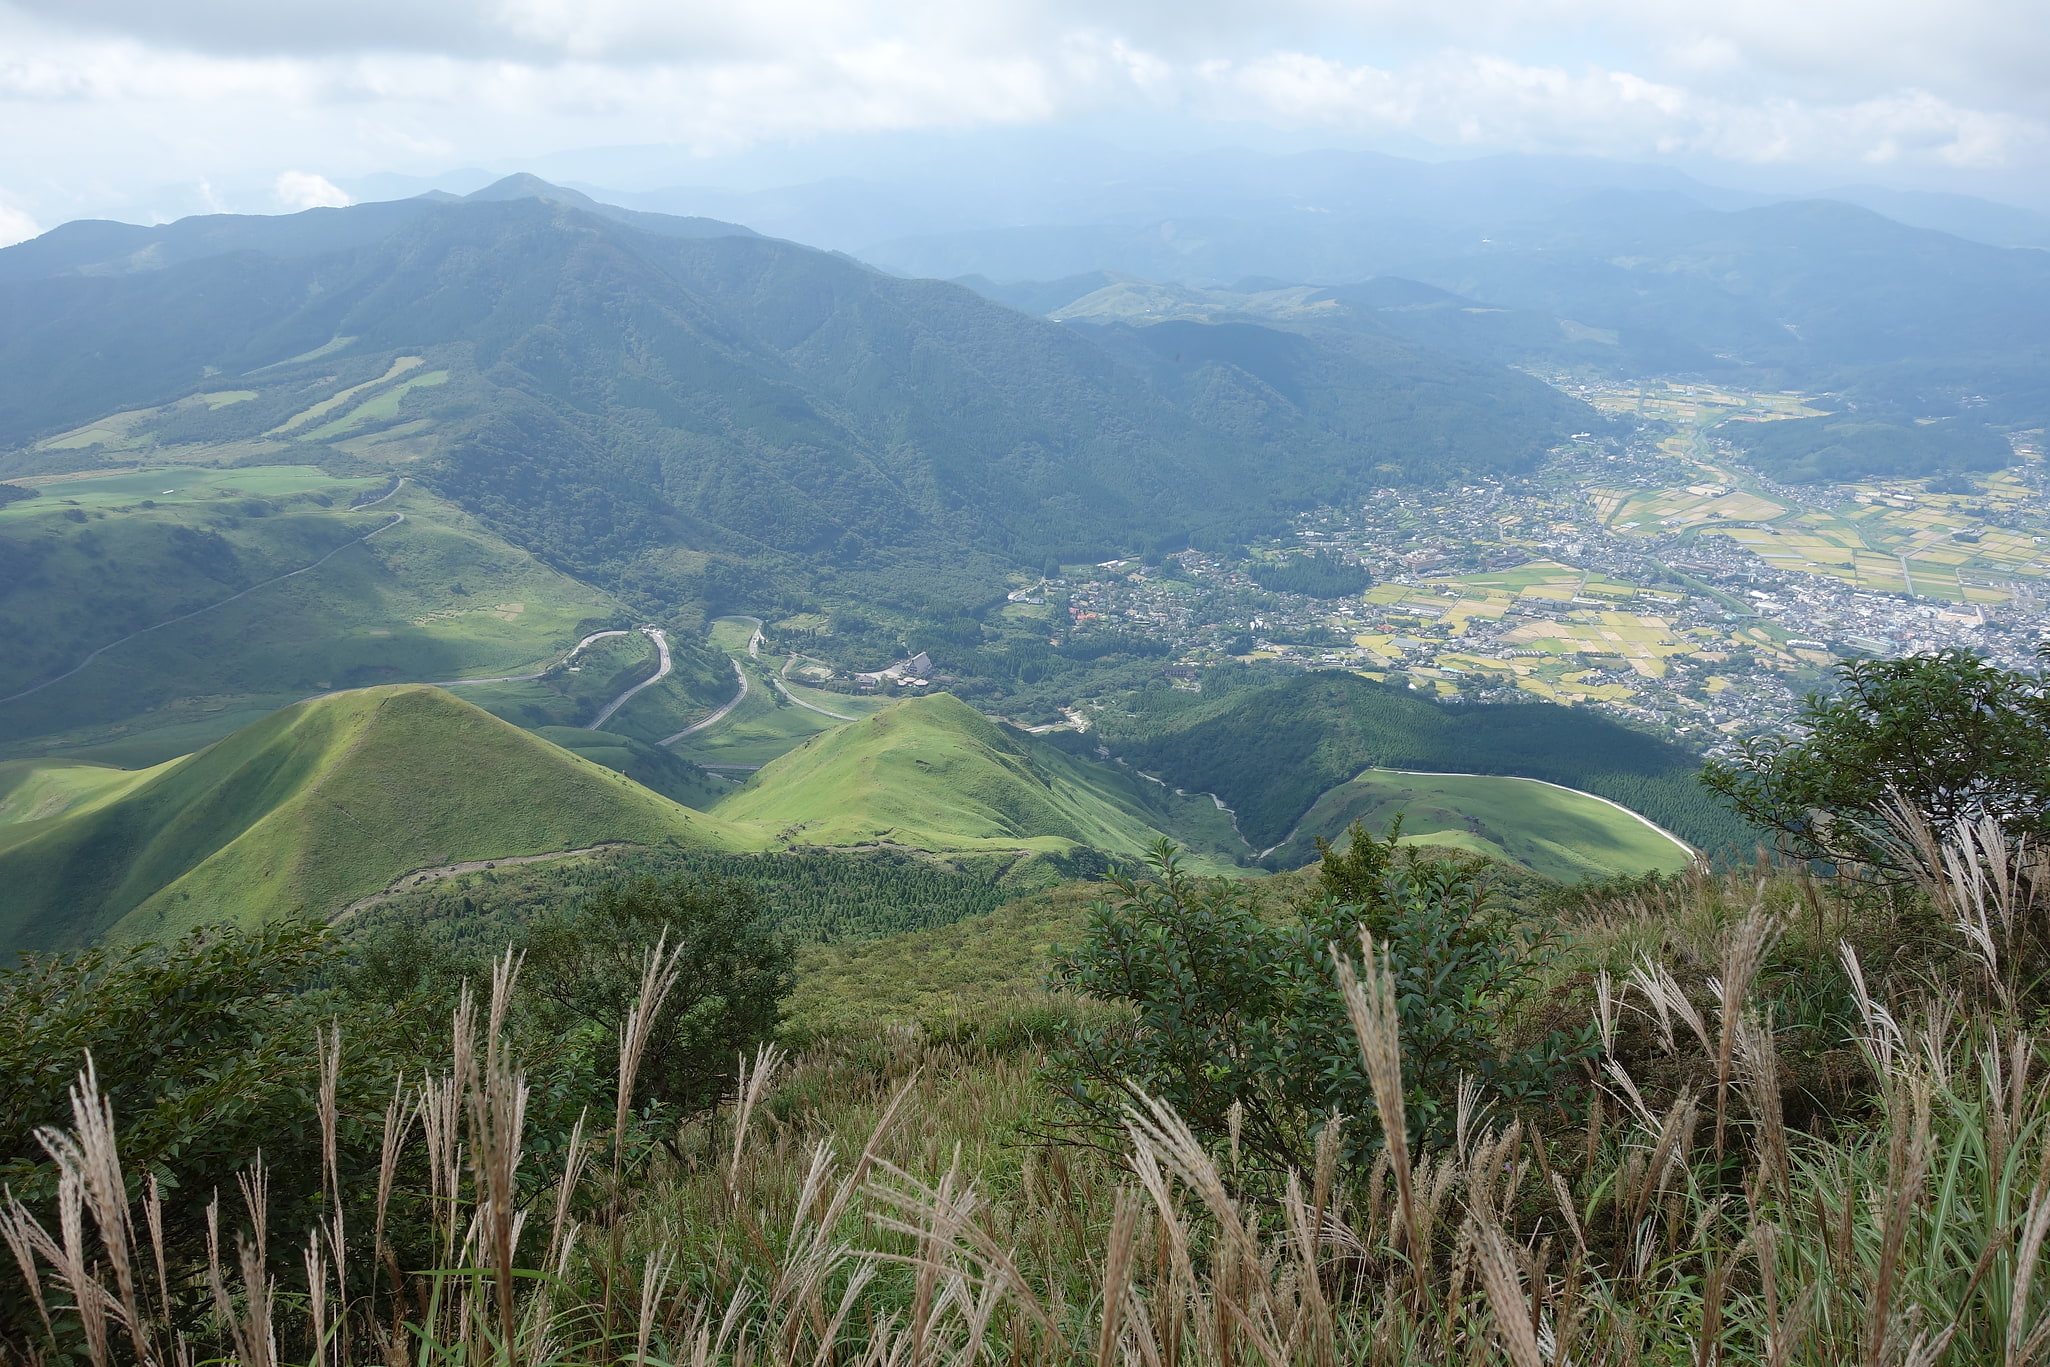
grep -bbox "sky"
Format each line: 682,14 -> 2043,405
1,0 -> 2046,244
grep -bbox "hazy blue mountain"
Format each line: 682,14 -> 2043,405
1816,186 -> 2050,250
960,271 -> 1713,379
1403,199 -> 2050,425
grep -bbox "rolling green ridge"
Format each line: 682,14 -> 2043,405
1093,670 -> 1753,856
716,693 -> 1241,868
0,473 -> 733,763
0,181 -> 1591,621
0,685 -> 746,953
0,688 -> 1244,956
1264,768 -> 1694,880
0,677 -> 1717,957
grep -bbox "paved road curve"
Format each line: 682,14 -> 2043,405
588,628 -> 672,729
659,659 -> 749,746
431,629 -> 631,688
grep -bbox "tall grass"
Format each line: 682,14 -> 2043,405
8,821 -> 2050,1364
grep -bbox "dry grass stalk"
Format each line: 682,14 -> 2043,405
1333,933 -> 1419,1267
615,930 -> 690,1181
727,1042 -> 787,1198
1470,1220 -> 1544,1367
1710,900 -> 1778,1163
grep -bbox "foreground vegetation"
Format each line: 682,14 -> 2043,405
6,649 -> 2050,1363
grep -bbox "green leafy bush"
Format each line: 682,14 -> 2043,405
514,876 -> 794,1116
1044,833 -> 1591,1175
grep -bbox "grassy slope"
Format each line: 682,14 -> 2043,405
717,694 -> 1236,868
533,726 -> 729,808
788,882 -> 1106,1028
1268,769 -> 1694,881
0,478 -> 628,762
0,685 -> 745,953
0,757 -> 167,830
1096,671 -> 1754,857
0,690 -> 1247,955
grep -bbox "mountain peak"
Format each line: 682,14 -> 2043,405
464,174 -> 600,209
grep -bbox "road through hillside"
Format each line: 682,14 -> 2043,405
432,629 -> 630,688
770,669 -> 857,721
588,628 -> 671,729
660,659 -> 748,745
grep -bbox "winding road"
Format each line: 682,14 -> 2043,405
0,507 -> 408,707
770,662 -> 857,721
660,659 -> 748,745
588,628 -> 671,729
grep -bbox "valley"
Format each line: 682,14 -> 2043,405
4,174 -> 2047,963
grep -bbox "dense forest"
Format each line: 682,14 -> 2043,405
1721,411 -> 2013,483
1245,551 -> 1372,598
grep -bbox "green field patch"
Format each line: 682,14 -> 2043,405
0,483 -> 623,757
267,356 -> 423,436
708,615 -> 763,653
301,370 -> 449,440
0,465 -> 378,522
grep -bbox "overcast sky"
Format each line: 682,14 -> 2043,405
2,0 -> 2045,244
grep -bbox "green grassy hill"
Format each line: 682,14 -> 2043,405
0,689 -> 1242,956
715,693 -> 1239,868
0,685 -> 745,953
1266,768 -> 1694,881
0,474 -> 736,765
1094,670 -> 1755,858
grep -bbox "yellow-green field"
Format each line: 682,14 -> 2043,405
1579,382 -> 2048,605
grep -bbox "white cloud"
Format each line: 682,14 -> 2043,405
0,195 -> 39,245
1206,50 -> 2042,170
0,0 -> 2044,227
275,170 -> 353,209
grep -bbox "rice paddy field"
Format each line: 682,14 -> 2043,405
1581,382 -> 2050,606
1348,567 -> 1725,704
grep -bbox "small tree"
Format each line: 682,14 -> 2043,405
1702,649 -> 2050,872
516,875 -> 794,1116
1045,833 -> 1588,1175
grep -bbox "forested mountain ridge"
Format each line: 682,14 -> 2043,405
0,178 -> 1591,615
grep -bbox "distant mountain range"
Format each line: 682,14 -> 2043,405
0,174 -> 1589,616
